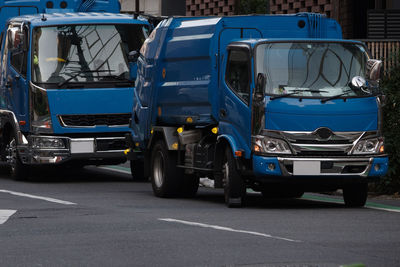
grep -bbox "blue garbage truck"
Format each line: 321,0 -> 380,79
0,0 -> 150,179
126,13 -> 388,207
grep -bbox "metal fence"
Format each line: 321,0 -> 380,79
358,39 -> 400,74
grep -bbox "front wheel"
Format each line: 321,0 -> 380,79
222,147 -> 246,208
343,183 -> 368,207
6,135 -> 30,181
150,140 -> 181,198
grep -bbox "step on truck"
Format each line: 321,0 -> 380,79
0,0 -> 150,179
126,13 -> 389,207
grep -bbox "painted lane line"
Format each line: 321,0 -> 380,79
0,190 -> 76,205
0,210 -> 17,225
99,166 -> 131,175
159,218 -> 302,243
302,195 -> 400,213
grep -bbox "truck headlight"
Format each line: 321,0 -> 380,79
31,136 -> 66,149
352,138 -> 384,155
253,136 -> 291,154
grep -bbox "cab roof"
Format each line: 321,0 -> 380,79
8,12 -> 148,26
230,38 -> 365,48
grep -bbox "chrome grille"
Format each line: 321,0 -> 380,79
59,114 -> 131,127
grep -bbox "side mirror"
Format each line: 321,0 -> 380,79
254,73 -> 266,101
128,50 -> 140,63
367,59 -> 383,81
350,76 -> 371,94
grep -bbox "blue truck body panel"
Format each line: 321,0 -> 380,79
133,14 -> 343,143
265,97 -> 378,132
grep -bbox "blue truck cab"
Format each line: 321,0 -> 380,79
0,0 -> 149,179
127,13 -> 388,207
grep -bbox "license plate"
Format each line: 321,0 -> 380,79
70,139 -> 94,154
293,161 -> 321,175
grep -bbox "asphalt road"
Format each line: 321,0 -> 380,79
1,163 -> 400,267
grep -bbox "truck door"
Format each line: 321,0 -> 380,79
220,46 -> 253,157
2,24 -> 29,128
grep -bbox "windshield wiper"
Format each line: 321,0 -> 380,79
98,74 -> 131,82
320,90 -> 352,103
270,89 -> 327,100
58,70 -> 115,88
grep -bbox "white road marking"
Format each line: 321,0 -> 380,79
159,218 -> 301,243
0,190 -> 76,205
0,210 -> 17,225
99,166 -> 131,175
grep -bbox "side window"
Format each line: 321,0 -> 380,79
225,49 -> 251,104
8,25 -> 28,76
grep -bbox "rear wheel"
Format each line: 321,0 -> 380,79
222,147 -> 246,208
6,134 -> 30,181
150,140 -> 181,198
343,183 -> 368,207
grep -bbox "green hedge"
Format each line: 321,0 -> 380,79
378,54 -> 400,193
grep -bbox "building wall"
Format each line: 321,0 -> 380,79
186,0 -> 236,16
120,0 -> 161,15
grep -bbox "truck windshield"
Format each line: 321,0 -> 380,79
32,24 -> 148,86
255,42 -> 372,98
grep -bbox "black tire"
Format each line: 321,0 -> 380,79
150,140 -> 182,198
6,134 -> 30,181
130,160 -> 146,181
180,174 -> 199,198
222,146 -> 246,208
343,183 -> 368,207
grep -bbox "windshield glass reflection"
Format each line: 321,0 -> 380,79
256,42 -> 372,98
32,24 -> 148,86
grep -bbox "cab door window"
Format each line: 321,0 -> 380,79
225,49 -> 251,105
8,25 -> 28,76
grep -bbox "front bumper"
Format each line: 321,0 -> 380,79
17,135 -> 128,165
253,155 -> 388,178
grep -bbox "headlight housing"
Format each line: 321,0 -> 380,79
252,135 -> 292,154
31,136 -> 66,149
352,138 -> 384,155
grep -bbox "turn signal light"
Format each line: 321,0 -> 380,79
254,145 -> 261,152
379,145 -> 384,153
172,143 -> 178,150
235,150 -> 243,157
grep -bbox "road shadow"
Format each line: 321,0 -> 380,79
0,163 -> 147,184
192,188 -> 346,209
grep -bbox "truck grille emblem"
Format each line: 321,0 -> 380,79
314,127 -> 333,140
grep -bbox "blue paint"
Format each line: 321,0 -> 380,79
253,156 -> 282,176
265,97 -> 378,131
369,157 -> 389,177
